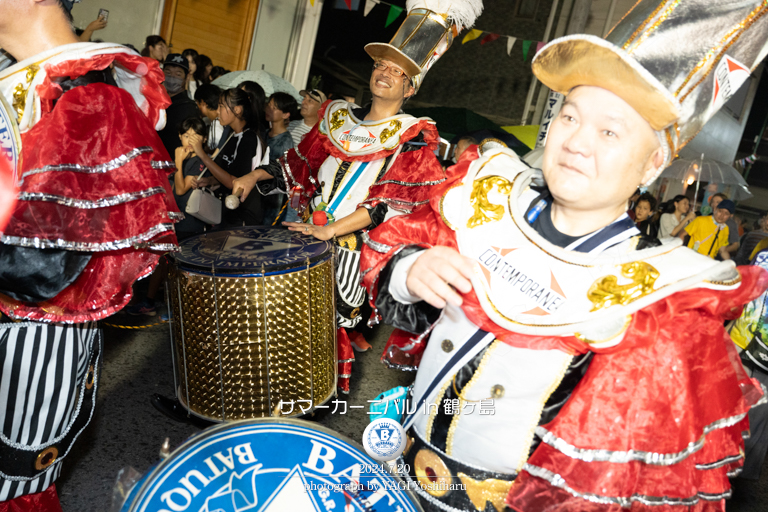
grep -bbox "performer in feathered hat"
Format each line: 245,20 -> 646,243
0,0 -> 179,510
361,1 -> 768,510
229,0 -> 482,394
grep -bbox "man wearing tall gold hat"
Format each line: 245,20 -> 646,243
361,1 -> 768,510
231,0 -> 483,394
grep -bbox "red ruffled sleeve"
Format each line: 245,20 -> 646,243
0,56 -> 179,323
507,265 -> 768,512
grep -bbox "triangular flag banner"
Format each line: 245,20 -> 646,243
536,41 -> 545,54
364,0 -> 378,16
522,40 -> 533,61
310,0 -> 314,5
481,33 -> 500,45
507,36 -> 516,56
385,5 -> 404,27
462,29 -> 483,44
344,0 -> 352,9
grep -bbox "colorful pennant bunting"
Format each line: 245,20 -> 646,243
507,36 -> 516,56
364,0 -> 379,16
481,33 -> 500,45
385,5 -> 404,27
522,40 -> 533,61
462,29 -> 483,44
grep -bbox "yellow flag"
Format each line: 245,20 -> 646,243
310,0 -> 314,5
462,29 -> 483,44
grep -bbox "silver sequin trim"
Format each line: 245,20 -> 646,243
18,187 -> 166,209
168,211 -> 184,220
536,411 -> 747,466
524,464 -> 730,507
0,222 -> 176,252
695,453 -> 743,470
19,147 -> 154,184
361,231 -> 394,254
151,160 -> 175,169
375,177 -> 446,187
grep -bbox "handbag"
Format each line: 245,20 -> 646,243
186,167 -> 221,225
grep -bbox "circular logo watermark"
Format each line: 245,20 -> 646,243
362,418 -> 406,461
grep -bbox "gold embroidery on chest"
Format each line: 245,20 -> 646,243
468,176 -> 512,228
329,108 -> 349,132
379,119 -> 402,144
587,261 -> 660,311
12,65 -> 39,123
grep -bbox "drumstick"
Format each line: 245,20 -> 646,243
225,187 -> 243,210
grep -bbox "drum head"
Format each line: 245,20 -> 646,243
122,418 -> 423,512
174,227 -> 333,276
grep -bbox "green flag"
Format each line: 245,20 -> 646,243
522,40 -> 533,61
385,5 -> 403,27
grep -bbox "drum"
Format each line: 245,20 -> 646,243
168,227 -> 337,422
121,419 -> 423,512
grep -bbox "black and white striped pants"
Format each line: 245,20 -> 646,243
336,246 -> 367,329
0,321 -> 100,501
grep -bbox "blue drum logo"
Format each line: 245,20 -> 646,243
363,419 -> 406,462
124,420 -> 420,512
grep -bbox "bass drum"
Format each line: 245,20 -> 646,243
121,418 -> 423,512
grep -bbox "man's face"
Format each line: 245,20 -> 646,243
714,207 -> 732,224
369,59 -> 415,104
164,64 -> 186,82
542,86 -> 661,213
300,94 -> 320,121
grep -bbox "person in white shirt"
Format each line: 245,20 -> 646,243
287,88 -> 326,146
658,194 -> 695,238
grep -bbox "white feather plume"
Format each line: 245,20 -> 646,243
405,0 -> 484,29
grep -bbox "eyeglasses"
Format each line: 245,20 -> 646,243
373,61 -> 408,79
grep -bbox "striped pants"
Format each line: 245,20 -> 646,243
0,322 -> 101,502
336,246 -> 366,329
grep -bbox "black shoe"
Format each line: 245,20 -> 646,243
150,394 -> 214,428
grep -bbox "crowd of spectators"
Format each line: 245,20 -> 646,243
625,186 -> 766,264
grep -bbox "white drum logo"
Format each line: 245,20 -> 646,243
363,418 -> 406,462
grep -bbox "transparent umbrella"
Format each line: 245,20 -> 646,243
659,155 -> 752,202
211,70 -> 302,102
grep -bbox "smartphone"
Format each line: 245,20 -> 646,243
98,8 -> 109,21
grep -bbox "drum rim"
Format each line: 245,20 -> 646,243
173,250 -> 333,276
173,227 -> 334,275
124,418 -> 424,512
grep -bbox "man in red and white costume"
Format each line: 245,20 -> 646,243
232,0 -> 483,393
0,1 -> 179,510
361,1 -> 768,511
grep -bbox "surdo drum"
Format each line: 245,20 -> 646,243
168,227 -> 337,421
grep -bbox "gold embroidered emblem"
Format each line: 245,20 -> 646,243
329,108 -> 348,132
467,176 -> 512,228
458,472 -> 514,512
12,64 -> 39,122
587,261 -> 660,312
379,119 -> 402,144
